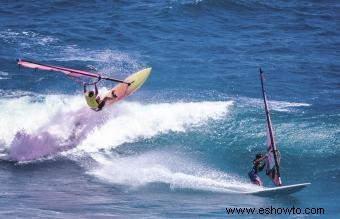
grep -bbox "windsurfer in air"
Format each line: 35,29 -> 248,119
17,59 -> 145,111
83,76 -> 115,111
248,153 -> 267,186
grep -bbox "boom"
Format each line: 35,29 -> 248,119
17,59 -> 130,85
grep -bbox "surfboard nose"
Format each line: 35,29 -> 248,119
141,67 -> 152,77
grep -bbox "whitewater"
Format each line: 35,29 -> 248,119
1,95 -> 260,193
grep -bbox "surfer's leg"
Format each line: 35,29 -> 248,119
248,170 -> 258,185
97,96 -> 112,110
249,170 -> 262,186
256,177 -> 263,186
97,99 -> 106,110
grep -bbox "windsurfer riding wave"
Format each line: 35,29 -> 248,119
83,76 -> 118,111
17,59 -> 133,111
248,68 -> 282,187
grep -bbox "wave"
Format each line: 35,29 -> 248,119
0,94 -> 257,193
72,101 -> 232,154
0,95 -> 95,161
1,93 -> 334,192
0,94 -> 232,161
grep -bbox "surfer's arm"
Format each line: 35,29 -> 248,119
83,82 -> 87,93
94,83 -> 98,96
93,75 -> 101,96
253,155 -> 267,164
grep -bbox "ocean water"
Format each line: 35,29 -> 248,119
0,0 -> 339,218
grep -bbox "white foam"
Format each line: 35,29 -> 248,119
0,71 -> 9,76
0,29 -> 58,46
87,151 -> 256,193
0,95 -> 83,146
0,71 -> 9,80
55,49 -> 144,78
238,96 -> 310,112
74,101 -> 232,153
0,90 -> 35,98
0,93 -> 231,153
169,0 -> 204,7
0,94 -> 256,193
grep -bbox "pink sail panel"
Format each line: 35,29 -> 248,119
265,125 -> 281,187
266,117 -> 274,150
260,69 -> 282,187
17,59 -> 99,78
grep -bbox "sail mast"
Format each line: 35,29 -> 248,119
260,68 -> 282,186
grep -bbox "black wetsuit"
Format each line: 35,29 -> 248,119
248,159 -> 265,184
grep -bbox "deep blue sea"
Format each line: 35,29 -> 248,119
0,0 -> 339,218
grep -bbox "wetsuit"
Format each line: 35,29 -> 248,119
248,159 -> 265,185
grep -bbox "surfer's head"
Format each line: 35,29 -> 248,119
88,91 -> 94,97
255,153 -> 263,159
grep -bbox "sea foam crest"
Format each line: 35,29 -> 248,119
0,94 -> 232,160
75,100 -> 232,152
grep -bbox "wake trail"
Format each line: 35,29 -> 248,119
87,151 -> 259,193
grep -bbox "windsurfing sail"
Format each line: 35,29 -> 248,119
17,59 -> 130,84
260,68 -> 282,187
